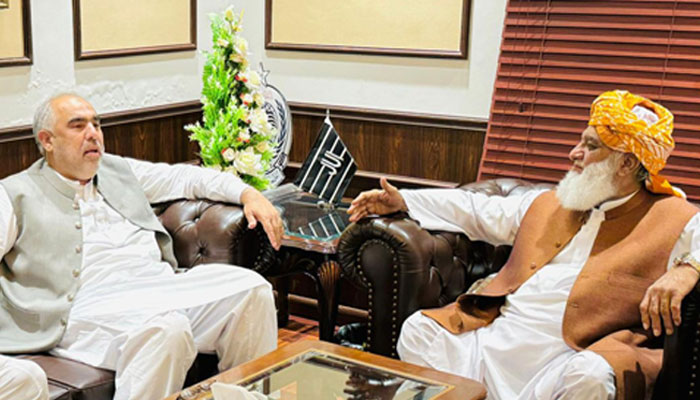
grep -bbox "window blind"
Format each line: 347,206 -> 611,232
478,0 -> 700,201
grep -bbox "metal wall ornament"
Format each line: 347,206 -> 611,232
260,63 -> 293,188
0,1 -> 9,9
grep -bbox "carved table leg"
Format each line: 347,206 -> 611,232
274,276 -> 290,328
313,259 -> 342,341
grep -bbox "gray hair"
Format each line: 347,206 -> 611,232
636,164 -> 650,183
32,93 -> 84,156
32,97 -> 56,156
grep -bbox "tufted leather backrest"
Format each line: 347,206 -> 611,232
338,178 -> 554,356
153,199 -> 266,270
433,179 -> 554,304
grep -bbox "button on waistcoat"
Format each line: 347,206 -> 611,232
0,154 -> 177,353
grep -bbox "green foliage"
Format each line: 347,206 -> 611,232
185,7 -> 277,190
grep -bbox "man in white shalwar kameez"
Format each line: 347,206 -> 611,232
0,94 -> 284,400
348,90 -> 700,399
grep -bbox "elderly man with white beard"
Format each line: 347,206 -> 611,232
347,90 -> 700,400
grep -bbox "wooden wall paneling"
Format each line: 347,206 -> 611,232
0,100 -> 487,327
0,125 -> 41,177
0,101 -> 203,179
288,102 -> 487,186
102,112 -> 201,163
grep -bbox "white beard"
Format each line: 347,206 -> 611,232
556,156 -> 621,211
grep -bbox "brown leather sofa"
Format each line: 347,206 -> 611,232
338,178 -> 700,399
12,199 -> 275,400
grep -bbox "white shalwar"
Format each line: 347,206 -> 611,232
0,355 -> 48,400
0,158 -> 278,400
396,188 -> 700,400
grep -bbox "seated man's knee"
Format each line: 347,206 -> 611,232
251,282 -> 274,303
151,313 -> 197,358
561,351 -> 615,395
0,357 -> 49,400
397,311 -> 439,360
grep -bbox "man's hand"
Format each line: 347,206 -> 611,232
347,178 -> 408,222
640,265 -> 700,336
240,188 -> 284,250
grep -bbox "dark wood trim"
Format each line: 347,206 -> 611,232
0,100 -> 485,142
71,0 -> 81,63
73,0 -> 197,61
0,100 -> 202,143
266,43 -> 467,59
286,161 -> 458,192
0,124 -> 32,144
461,0 -> 471,59
189,0 -> 197,52
288,102 -> 487,132
99,100 -> 201,127
76,43 -> 197,61
0,0 -> 32,67
265,0 -> 470,59
264,0 -> 273,56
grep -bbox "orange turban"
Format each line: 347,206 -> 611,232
588,90 -> 682,197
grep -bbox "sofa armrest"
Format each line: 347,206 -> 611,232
338,213 -> 509,357
654,280 -> 700,400
155,199 -> 276,271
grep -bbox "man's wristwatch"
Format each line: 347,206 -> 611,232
673,252 -> 700,275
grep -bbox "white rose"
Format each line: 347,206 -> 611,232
238,129 -> 251,142
229,53 -> 244,64
223,165 -> 239,176
253,92 -> 265,107
246,71 -> 261,89
217,38 -> 229,48
256,141 -> 271,153
221,148 -> 236,162
234,147 -> 263,177
249,108 -> 269,133
225,7 -> 235,22
234,37 -> 248,55
240,93 -> 253,106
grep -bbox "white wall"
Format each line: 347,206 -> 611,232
0,0 -> 507,129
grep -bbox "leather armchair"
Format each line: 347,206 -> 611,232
338,178 -> 697,398
14,199 -> 274,400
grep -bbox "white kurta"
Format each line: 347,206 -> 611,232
397,188 -> 700,400
0,157 -> 278,400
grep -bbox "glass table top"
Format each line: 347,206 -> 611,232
265,184 -> 351,253
183,349 -> 449,400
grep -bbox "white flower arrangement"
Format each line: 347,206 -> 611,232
185,6 -> 276,190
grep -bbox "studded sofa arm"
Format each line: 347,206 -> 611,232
338,178 -> 550,357
13,199 -> 276,400
654,280 -> 700,399
155,199 -> 276,271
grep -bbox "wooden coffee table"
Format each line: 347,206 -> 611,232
167,339 -> 486,400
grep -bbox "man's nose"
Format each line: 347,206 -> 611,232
569,144 -> 582,161
85,123 -> 99,139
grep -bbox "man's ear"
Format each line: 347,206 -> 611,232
618,153 -> 641,177
37,130 -> 53,153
